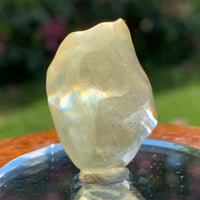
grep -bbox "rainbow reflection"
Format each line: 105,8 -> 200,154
144,108 -> 157,126
59,84 -> 114,111
140,108 -> 157,135
141,120 -> 152,134
57,84 -> 115,123
48,90 -> 63,109
60,85 -> 80,111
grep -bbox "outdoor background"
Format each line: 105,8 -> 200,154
0,0 -> 200,139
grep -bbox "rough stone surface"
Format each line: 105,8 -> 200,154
46,18 -> 157,171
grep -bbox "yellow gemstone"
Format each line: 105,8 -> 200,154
46,18 -> 157,172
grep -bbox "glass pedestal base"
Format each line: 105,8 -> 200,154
1,139 -> 200,200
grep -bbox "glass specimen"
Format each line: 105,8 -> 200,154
47,18 -> 157,199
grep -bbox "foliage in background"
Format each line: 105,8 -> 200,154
0,0 -> 200,85
1,64 -> 200,140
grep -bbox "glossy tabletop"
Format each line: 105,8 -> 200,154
0,123 -> 200,168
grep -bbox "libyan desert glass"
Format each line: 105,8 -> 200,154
46,18 -> 157,172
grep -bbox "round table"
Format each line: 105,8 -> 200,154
0,123 -> 200,168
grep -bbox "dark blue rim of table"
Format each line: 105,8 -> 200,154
0,139 -> 200,185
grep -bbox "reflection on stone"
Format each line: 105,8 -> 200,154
46,18 -> 157,199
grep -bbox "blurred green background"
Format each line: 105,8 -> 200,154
0,0 -> 200,139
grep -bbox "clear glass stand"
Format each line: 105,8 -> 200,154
1,139 -> 200,200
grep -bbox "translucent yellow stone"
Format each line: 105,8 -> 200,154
46,18 -> 157,172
